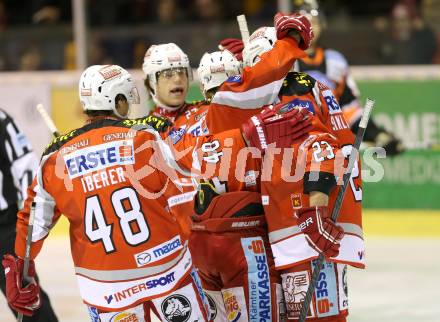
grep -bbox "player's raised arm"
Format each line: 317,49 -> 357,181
212,12 -> 313,109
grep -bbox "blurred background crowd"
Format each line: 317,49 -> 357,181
0,0 -> 439,71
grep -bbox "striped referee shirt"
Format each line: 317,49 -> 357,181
0,109 -> 38,214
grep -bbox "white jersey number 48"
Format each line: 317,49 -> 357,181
84,187 -> 150,253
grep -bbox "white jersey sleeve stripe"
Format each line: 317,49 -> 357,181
268,222 -> 363,244
31,153 -> 57,242
212,78 -> 284,109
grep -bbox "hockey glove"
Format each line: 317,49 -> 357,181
274,12 -> 314,50
296,206 -> 344,258
219,38 -> 244,61
242,104 -> 312,151
2,254 -> 41,316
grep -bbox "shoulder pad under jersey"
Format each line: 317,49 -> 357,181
280,72 -> 316,96
43,127 -> 81,156
121,115 -> 172,133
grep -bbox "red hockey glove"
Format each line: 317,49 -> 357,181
218,38 -> 244,61
242,104 -> 313,151
274,12 -> 314,50
296,206 -> 344,258
2,254 -> 41,316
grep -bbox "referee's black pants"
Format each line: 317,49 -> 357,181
0,206 -> 58,322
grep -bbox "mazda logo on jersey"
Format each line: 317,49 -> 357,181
64,140 -> 135,178
136,253 -> 151,266
161,294 -> 192,322
134,236 -> 183,267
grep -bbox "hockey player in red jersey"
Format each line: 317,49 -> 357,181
156,12 -> 316,322
2,65 -> 211,322
293,0 -> 403,156
2,64 -> 310,322
140,27 -> 307,246
242,22 -> 366,321
142,43 -> 193,122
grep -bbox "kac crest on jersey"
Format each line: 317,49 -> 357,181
161,294 -> 192,322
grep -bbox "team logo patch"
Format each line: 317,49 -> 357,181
205,293 -> 217,320
282,271 -> 312,319
109,312 -> 139,322
244,170 -> 257,187
290,193 -> 302,209
161,294 -> 192,322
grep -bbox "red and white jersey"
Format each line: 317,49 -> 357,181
158,37 -> 306,227
207,37 -> 306,134
15,116 -> 248,311
263,73 -> 364,270
153,101 -> 211,239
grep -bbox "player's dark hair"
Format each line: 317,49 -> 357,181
84,110 -> 113,117
144,77 -> 154,95
84,94 -> 127,117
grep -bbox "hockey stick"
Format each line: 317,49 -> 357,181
17,202 -> 36,322
18,104 -> 58,321
298,98 -> 375,322
36,103 -> 60,137
237,14 -> 250,44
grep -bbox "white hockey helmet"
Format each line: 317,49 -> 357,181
243,27 -> 277,67
197,50 -> 242,98
142,43 -> 191,94
79,65 -> 140,118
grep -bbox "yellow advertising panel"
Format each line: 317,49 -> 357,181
51,86 -> 87,134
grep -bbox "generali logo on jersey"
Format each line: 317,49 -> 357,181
63,140 -> 135,179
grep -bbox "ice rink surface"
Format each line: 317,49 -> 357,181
1,236 -> 439,321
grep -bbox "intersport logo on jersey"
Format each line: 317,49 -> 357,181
104,272 -> 176,304
64,140 -> 135,179
134,236 -> 183,267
